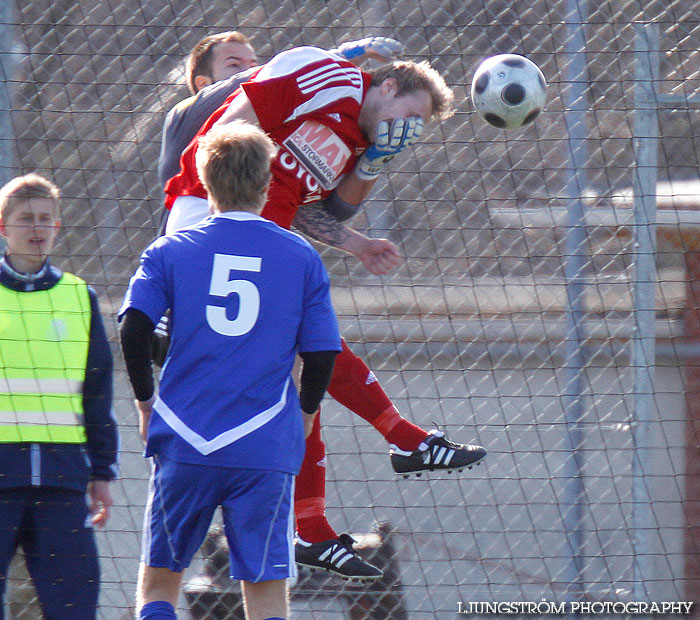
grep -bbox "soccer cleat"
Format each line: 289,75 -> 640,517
295,534 -> 383,581
390,429 -> 487,477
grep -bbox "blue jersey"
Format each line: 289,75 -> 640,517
120,211 -> 340,474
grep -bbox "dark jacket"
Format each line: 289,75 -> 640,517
0,257 -> 118,491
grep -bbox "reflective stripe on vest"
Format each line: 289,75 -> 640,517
0,273 -> 90,443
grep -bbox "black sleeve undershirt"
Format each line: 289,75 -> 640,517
298,350 -> 339,414
119,308 -> 156,402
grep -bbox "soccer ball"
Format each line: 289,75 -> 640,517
470,54 -> 546,130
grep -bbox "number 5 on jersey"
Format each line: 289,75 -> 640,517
206,253 -> 262,336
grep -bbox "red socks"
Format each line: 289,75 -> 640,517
327,339 -> 428,451
294,413 -> 337,543
294,341 -> 430,544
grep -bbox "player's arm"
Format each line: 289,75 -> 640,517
297,249 -> 342,437
83,287 -> 118,527
157,105 -> 183,192
334,170 -> 378,206
330,36 -> 404,67
119,241 -> 170,440
292,204 -> 401,276
321,191 -> 362,221
298,350 -> 338,437
215,90 -> 260,127
119,307 -> 157,442
159,70 -> 257,193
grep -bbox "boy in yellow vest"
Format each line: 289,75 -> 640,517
0,173 -> 118,620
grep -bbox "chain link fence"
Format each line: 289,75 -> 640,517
4,1 -> 700,618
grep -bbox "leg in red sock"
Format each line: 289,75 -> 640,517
294,413 -> 336,543
327,339 -> 428,451
293,412 -> 385,580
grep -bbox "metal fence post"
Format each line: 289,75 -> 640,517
0,1 -> 15,188
631,21 -> 660,602
562,0 -> 589,610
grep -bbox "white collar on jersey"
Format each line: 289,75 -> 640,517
211,210 -> 267,222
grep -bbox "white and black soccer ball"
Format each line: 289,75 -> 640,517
470,54 -> 546,130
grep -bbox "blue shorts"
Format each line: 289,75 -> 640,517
142,454 -> 296,582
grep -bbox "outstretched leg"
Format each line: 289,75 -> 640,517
327,340 -> 428,451
328,339 -> 487,476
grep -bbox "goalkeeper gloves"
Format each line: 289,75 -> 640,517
356,116 -> 424,180
334,37 -> 405,63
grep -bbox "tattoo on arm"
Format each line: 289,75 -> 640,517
292,204 -> 351,248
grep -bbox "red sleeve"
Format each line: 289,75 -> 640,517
260,174 -> 304,230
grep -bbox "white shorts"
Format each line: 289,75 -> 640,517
165,195 -> 210,234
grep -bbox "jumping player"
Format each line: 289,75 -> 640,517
158,32 -> 404,194
120,120 -> 341,620
162,43 -> 487,580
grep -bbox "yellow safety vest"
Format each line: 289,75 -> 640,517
0,272 -> 91,443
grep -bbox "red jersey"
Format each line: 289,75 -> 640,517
164,46 -> 371,229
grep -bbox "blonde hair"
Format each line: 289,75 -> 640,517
196,120 -> 275,212
0,173 -> 60,221
186,31 -> 252,94
369,60 -> 455,121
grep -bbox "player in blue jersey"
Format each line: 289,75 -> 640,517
120,120 -> 341,620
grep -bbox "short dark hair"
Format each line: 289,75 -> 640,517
186,31 -> 252,95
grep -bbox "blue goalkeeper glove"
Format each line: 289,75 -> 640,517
334,37 -> 405,63
356,116 -> 424,180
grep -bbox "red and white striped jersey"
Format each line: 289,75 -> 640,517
164,46 -> 371,230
